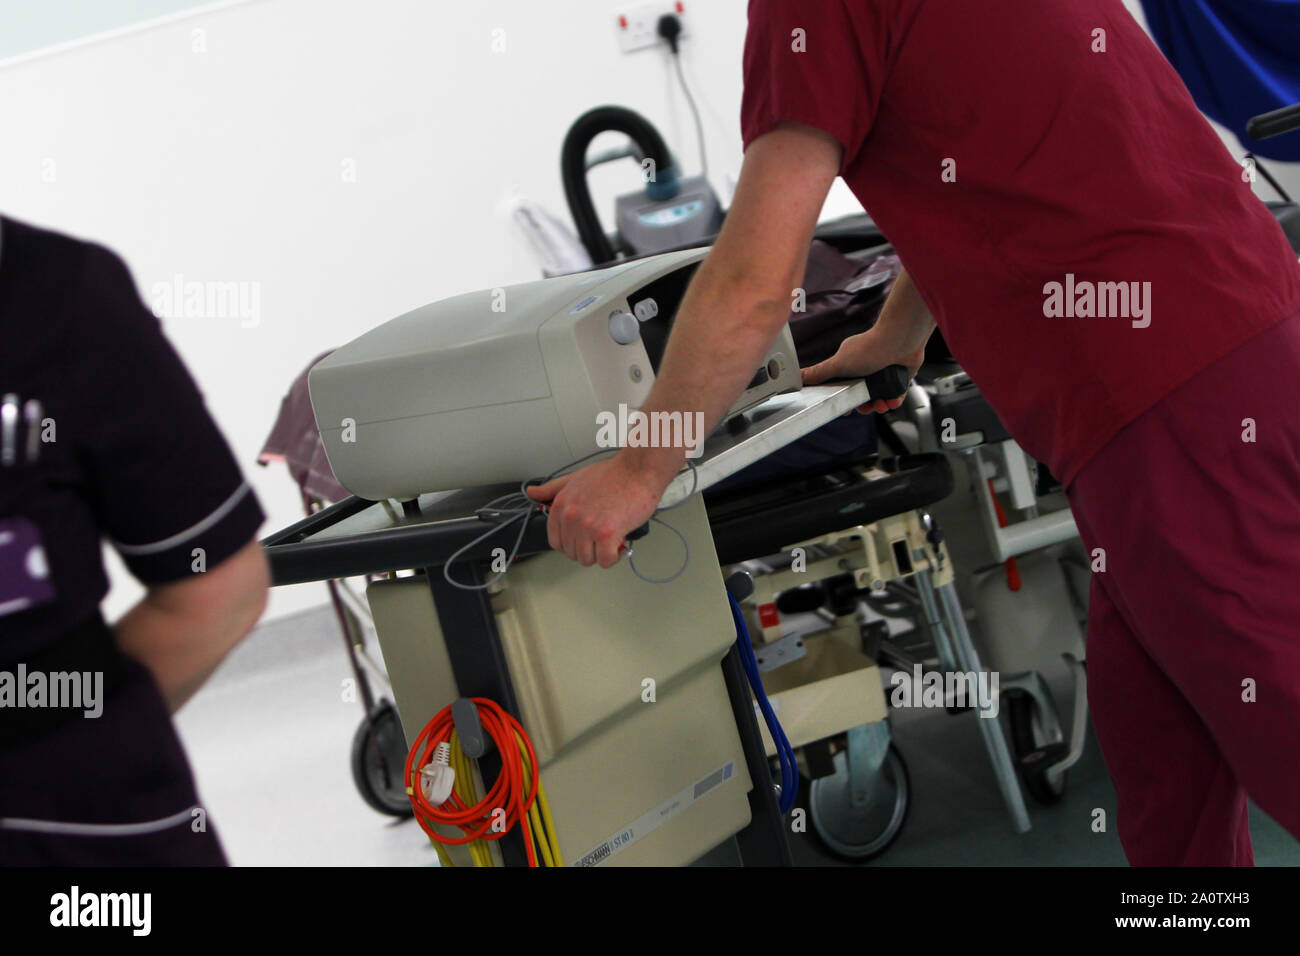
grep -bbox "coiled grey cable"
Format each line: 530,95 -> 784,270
442,451 -> 698,590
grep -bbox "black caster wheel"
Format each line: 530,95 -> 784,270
1007,693 -> 1068,806
350,700 -> 415,818
809,743 -> 910,861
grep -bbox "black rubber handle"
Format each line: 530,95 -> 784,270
1247,103 -> 1300,141
864,364 -> 912,401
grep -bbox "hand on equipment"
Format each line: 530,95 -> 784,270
801,326 -> 926,414
525,453 -> 665,568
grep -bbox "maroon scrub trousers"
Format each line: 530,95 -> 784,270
1066,306 -> 1300,865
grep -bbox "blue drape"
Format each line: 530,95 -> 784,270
1140,0 -> 1300,160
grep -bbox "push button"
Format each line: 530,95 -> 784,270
608,311 -> 640,345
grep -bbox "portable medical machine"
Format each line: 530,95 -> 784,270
280,247 -> 916,866
365,494 -> 755,867
309,247 -> 801,501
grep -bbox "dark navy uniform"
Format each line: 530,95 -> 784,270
0,217 -> 264,865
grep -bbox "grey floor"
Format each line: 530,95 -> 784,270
793,680 -> 1299,867
175,603 -> 1300,867
174,605 -> 432,867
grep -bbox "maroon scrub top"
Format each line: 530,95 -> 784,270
740,0 -> 1300,486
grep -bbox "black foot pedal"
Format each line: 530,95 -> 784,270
1018,741 -> 1070,774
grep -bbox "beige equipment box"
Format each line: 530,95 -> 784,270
366,496 -> 753,867
309,247 -> 800,501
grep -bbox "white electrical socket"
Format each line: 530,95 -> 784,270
614,2 -> 688,54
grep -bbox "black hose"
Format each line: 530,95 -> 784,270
561,106 -> 676,265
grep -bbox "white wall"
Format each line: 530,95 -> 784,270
0,0 -> 809,621
1,0 -> 1294,623
0,0 -> 228,61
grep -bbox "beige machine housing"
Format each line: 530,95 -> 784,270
310,248 -> 801,500
366,496 -> 753,867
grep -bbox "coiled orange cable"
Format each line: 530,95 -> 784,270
404,697 -> 542,866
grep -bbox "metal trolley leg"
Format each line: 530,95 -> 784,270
426,567 -> 533,867
720,645 -> 795,866
913,569 -> 1032,834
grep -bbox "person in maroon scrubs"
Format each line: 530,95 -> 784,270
0,217 -> 268,865
527,0 -> 1300,865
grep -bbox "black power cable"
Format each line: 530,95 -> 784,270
657,13 -> 708,182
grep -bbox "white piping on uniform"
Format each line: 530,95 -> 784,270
113,482 -> 251,556
0,596 -> 32,616
0,805 -> 197,837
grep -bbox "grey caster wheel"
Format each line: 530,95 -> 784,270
1007,692 -> 1068,806
809,743 -> 910,861
351,700 -> 415,818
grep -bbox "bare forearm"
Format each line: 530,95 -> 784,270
529,124 -> 844,566
113,541 -> 269,712
614,123 -> 840,489
877,268 -> 937,351
115,604 -> 243,711
621,262 -> 795,483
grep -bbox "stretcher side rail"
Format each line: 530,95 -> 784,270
706,453 -> 954,566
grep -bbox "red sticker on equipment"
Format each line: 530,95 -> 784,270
758,603 -> 780,628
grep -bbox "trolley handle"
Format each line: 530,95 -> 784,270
526,480 -> 649,547
539,367 -> 914,551
864,364 -> 913,402
1247,103 -> 1300,141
